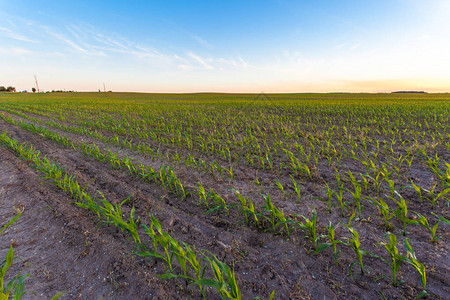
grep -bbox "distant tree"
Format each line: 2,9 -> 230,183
0,86 -> 6,92
6,86 -> 16,92
32,87 -> 36,93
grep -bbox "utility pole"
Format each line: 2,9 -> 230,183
103,83 -> 106,92
34,75 -> 40,93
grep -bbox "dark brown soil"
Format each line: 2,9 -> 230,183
1,113 -> 449,299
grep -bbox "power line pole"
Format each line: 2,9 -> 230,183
103,83 -> 106,92
34,75 -> 40,93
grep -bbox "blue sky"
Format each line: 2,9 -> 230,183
1,0 -> 449,92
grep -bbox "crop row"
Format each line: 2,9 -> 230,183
1,116 -> 447,297
1,111 -> 448,240
0,131 -> 247,299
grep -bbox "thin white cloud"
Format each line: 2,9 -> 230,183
0,26 -> 38,43
187,52 -> 214,69
190,33 -> 213,48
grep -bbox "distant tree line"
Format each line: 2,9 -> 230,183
391,91 -> 427,94
0,86 -> 79,93
0,86 -> 16,92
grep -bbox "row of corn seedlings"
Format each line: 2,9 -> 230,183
5,101 -> 447,185
3,112 -> 448,260
0,131 -> 247,299
0,113 -> 305,239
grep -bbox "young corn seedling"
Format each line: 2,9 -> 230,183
413,212 -> 441,242
403,239 -> 427,298
385,177 -> 396,197
343,212 -> 369,277
297,209 -> 319,250
348,182 -> 363,220
290,176 -> 301,202
386,192 -> 411,235
347,170 -> 358,189
334,187 -> 346,217
376,232 -> 406,287
314,221 -> 342,266
262,194 -> 291,236
205,189 -> 229,216
183,242 -> 203,283
146,216 -> 174,271
360,173 -> 369,191
425,185 -> 450,208
195,252 -> 241,300
97,193 -> 141,245
318,182 -> 334,213
366,171 -> 383,194
410,181 -> 424,203
274,180 -> 286,199
0,212 -> 29,300
197,182 -> 209,208
367,197 -> 395,231
233,190 -> 259,226
225,165 -> 234,181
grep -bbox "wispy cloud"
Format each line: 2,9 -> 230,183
187,51 -> 214,69
189,33 -> 213,48
0,26 -> 38,43
1,13 -> 249,73
43,26 -> 92,54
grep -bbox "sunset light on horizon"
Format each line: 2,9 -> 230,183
1,0 -> 449,93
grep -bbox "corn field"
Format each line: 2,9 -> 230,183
0,92 -> 448,299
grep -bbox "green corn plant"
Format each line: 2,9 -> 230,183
385,177 -> 396,196
182,242 -> 203,283
426,186 -> 450,208
403,239 -> 427,298
348,182 -> 363,220
410,181 -> 424,202
300,163 -> 313,180
297,209 -> 319,249
197,182 -> 209,207
334,172 -> 342,187
149,216 -> 174,271
195,252 -> 241,300
262,194 -> 292,236
342,212 -> 369,277
314,222 -> 342,266
367,196 -> 395,230
366,171 -> 383,194
167,238 -> 189,277
360,173 -> 369,191
225,165 -> 234,181
332,182 -> 346,216
233,190 -> 259,225
290,176 -> 301,202
389,191 -> 417,236
122,156 -> 137,175
347,170 -> 358,188
319,182 -> 334,213
96,193 -> 141,245
274,180 -> 286,198
376,232 -> 406,287
205,189 -> 229,216
413,212 -> 441,242
0,212 -> 29,300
